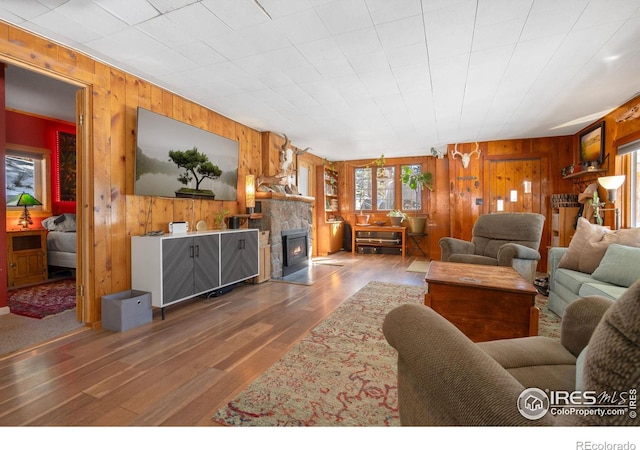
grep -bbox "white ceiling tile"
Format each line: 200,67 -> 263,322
365,0 -> 422,25
30,9 -> 103,43
93,0 -> 160,26
315,0 -> 374,35
2,0 -> 640,160
146,0 -> 199,14
376,15 -> 424,50
201,0 -> 270,30
271,9 -> 330,45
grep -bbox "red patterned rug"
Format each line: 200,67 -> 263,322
212,281 -> 561,426
8,279 -> 76,319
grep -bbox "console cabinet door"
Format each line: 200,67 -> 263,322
162,238 -> 194,304
193,234 -> 220,293
220,230 -> 259,285
241,231 -> 259,279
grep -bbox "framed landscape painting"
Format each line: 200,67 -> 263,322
579,121 -> 605,165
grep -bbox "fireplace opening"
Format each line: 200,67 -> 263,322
282,228 -> 310,276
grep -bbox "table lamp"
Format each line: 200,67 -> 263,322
7,192 -> 42,229
246,174 -> 255,214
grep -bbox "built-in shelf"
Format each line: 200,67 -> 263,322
562,169 -> 606,179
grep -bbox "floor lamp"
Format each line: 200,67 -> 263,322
597,175 -> 625,230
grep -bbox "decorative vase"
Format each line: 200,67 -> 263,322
407,217 -> 426,233
389,216 -> 403,227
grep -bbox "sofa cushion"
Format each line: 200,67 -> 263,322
555,268 -> 597,295
579,283 -> 626,300
558,218 -> 609,273
591,244 -> 640,288
558,218 -> 640,274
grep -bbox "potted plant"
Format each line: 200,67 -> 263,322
387,209 -> 407,227
169,146 -> 222,199
401,166 -> 434,233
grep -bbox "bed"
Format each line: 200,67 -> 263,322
42,213 -> 77,269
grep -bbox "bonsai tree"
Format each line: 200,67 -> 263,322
168,147 -> 222,192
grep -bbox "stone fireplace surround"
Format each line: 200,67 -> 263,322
253,192 -> 314,279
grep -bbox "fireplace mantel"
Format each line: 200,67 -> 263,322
256,191 -> 315,203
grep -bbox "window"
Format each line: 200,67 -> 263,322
619,139 -> 640,227
633,150 -> 640,227
353,163 -> 427,213
5,145 -> 51,214
401,164 -> 422,211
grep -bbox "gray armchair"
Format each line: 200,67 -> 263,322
383,279 -> 640,426
438,212 -> 545,283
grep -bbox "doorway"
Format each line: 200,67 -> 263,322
1,63 -> 86,350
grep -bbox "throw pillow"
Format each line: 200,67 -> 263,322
557,218 -> 609,273
558,218 -> 640,274
591,244 -> 640,288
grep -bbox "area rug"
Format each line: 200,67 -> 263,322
7,278 -> 77,319
406,260 -> 430,273
212,281 -> 425,426
212,281 -> 562,426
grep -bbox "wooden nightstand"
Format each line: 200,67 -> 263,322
7,229 -> 48,287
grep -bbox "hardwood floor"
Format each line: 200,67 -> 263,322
0,252 -> 426,426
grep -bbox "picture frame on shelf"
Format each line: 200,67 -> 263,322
579,121 -> 605,167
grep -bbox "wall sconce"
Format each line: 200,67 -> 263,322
510,190 -> 518,202
7,192 -> 42,229
245,174 -> 256,214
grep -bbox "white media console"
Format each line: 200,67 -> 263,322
131,228 -> 259,319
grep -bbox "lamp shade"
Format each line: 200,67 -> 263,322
597,175 -> 625,190
245,174 -> 255,209
598,175 -> 625,202
7,192 -> 42,229
7,192 -> 42,207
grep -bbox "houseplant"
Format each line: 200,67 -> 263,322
387,209 -> 407,227
401,166 -> 434,233
169,146 -> 222,199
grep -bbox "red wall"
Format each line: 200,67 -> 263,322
6,110 -> 76,216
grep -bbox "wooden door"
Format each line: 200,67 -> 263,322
487,159 -> 542,214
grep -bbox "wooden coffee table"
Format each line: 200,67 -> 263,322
424,261 -> 539,342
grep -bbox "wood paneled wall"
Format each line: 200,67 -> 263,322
2,21 -> 640,320
0,23 -> 263,324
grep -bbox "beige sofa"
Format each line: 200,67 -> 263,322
383,280 -> 640,426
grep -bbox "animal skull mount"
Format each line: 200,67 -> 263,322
451,143 -> 481,169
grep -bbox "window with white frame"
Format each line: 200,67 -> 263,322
5,145 -> 51,213
618,139 -> 640,227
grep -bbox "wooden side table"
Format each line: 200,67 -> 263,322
7,229 -> 48,287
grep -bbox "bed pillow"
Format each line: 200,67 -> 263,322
42,214 -> 76,232
591,244 -> 640,288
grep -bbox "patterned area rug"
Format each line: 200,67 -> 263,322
212,282 -> 561,426
7,278 -> 76,319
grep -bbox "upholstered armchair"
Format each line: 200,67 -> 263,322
438,212 -> 545,283
383,280 -> 640,426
